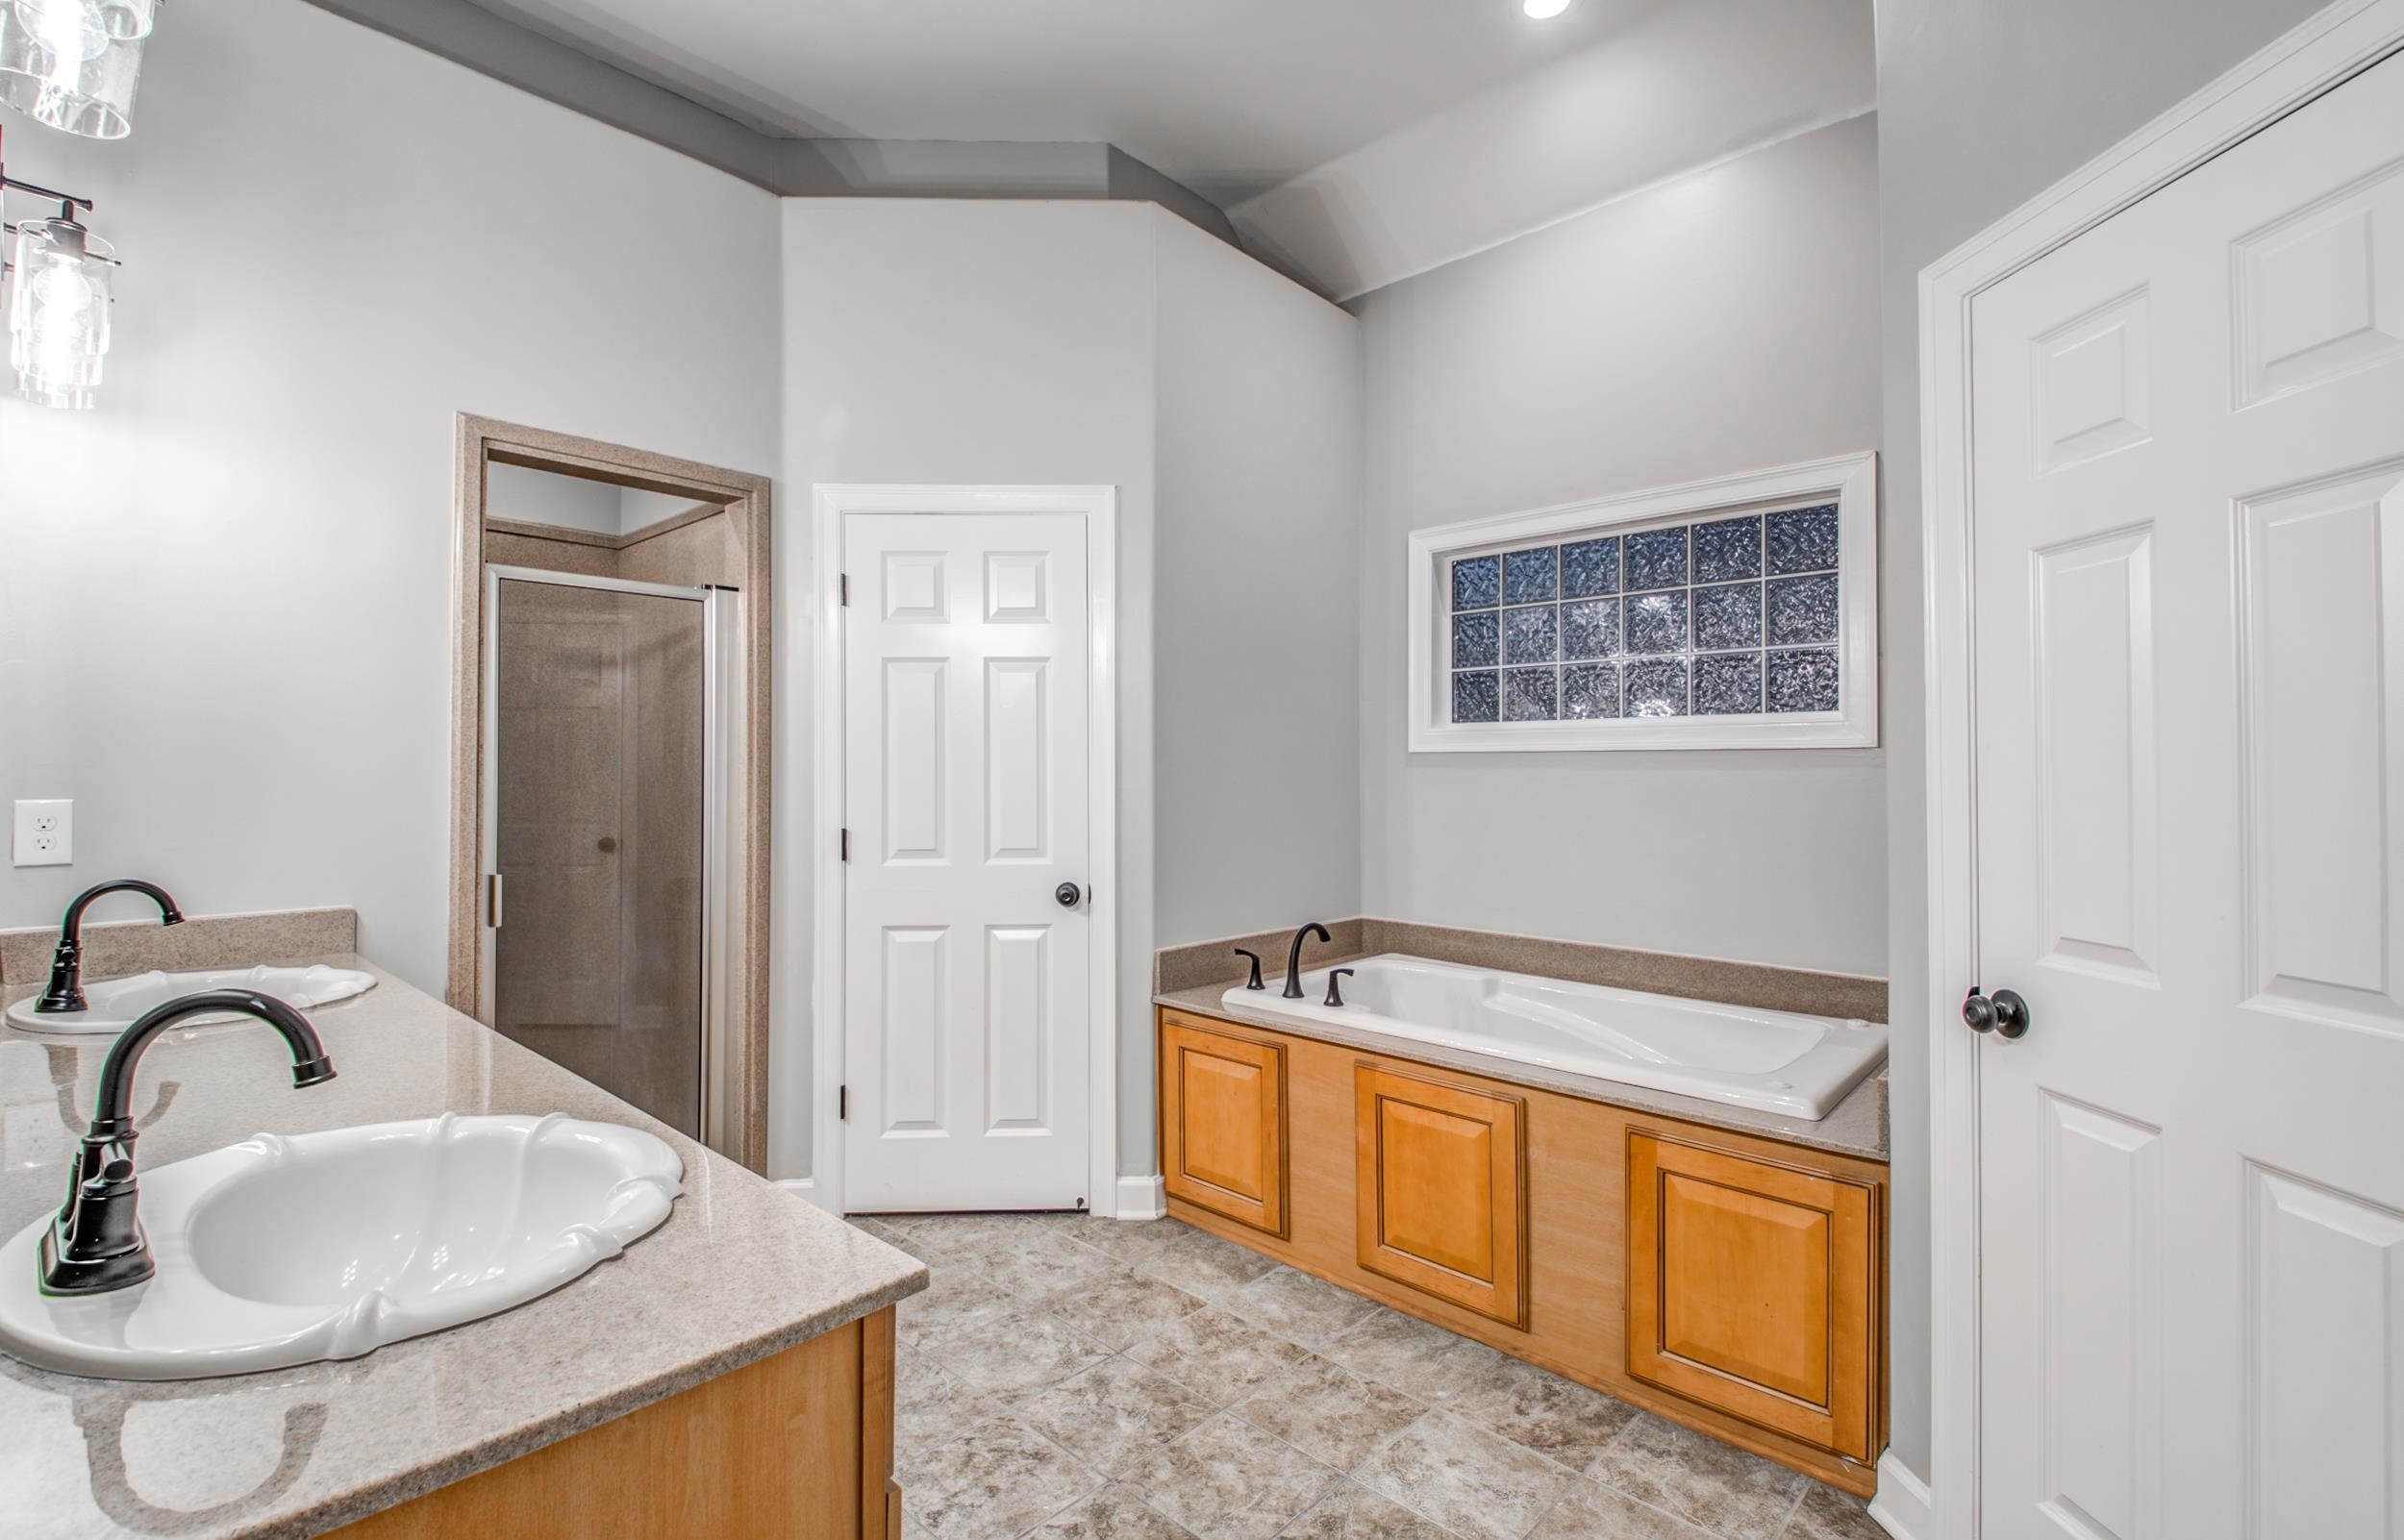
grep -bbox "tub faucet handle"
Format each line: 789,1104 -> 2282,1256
1324,968 -> 1355,1008
1233,949 -> 1265,990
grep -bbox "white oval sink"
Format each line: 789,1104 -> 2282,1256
0,1113 -> 683,1380
5,964 -> 378,1035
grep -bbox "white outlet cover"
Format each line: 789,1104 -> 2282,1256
13,800 -> 70,867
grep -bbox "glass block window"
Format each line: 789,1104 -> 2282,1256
1411,454 -> 1876,752
1444,505 -> 1841,723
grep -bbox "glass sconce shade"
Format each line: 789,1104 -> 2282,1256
0,0 -> 154,139
10,215 -> 112,408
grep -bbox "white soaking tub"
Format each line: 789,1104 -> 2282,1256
1224,954 -> 1886,1120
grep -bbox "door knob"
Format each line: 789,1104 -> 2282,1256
1962,986 -> 2030,1040
1055,882 -> 1083,908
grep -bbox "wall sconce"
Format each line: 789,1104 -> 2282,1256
0,0 -> 156,140
0,135 -> 110,409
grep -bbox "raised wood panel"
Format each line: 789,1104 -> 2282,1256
1628,1134 -> 1876,1460
335,1308 -> 895,1540
1157,1006 -> 1887,1497
1160,1016 -> 1287,1235
1355,1063 -> 1528,1328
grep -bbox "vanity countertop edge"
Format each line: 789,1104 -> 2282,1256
0,955 -> 926,1540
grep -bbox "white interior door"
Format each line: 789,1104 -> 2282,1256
1969,50 -> 2404,1540
842,510 -> 1092,1212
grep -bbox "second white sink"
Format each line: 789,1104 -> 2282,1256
4,964 -> 377,1034
0,1112 -> 683,1380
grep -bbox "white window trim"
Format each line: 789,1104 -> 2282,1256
1406,452 -> 1879,753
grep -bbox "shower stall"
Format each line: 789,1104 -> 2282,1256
478,566 -> 740,1151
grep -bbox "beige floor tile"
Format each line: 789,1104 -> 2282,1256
898,1351 -> 1015,1464
925,1307 -> 1116,1396
1235,1267 -> 1389,1348
1351,1409 -> 1576,1540
1444,1356 -> 1640,1468
1117,1413 -> 1340,1540
1528,1481 -> 1715,1540
1231,1355 -> 1428,1473
908,1412 -> 1108,1540
1035,1484 -> 1206,1540
1587,1415 -> 1807,1540
900,1269 -> 1027,1351
1780,1483 -> 1887,1540
1317,1306 -> 1507,1403
1021,1356 -> 1221,1476
1125,1306 -> 1320,1406
1133,1227 -> 1285,1300
1278,1479 -> 1462,1540
1039,1267 -> 1214,1350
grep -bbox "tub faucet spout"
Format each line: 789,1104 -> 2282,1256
1283,922 -> 1330,1000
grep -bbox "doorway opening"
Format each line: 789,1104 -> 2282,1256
448,415 -> 774,1171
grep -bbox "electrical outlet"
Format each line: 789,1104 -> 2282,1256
13,799 -> 71,867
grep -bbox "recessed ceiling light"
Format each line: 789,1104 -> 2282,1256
1523,0 -> 1572,16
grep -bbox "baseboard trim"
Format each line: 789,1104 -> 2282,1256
1114,1175 -> 1166,1221
1866,1452 -> 1934,1540
772,1178 -> 817,1201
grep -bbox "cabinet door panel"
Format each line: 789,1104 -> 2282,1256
1628,1133 -> 1876,1458
1161,1019 -> 1287,1235
1355,1064 -> 1528,1328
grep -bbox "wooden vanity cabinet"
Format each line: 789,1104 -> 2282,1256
334,1306 -> 901,1540
1160,1016 -> 1289,1236
1627,1133 -> 1879,1460
1354,1064 -> 1528,1328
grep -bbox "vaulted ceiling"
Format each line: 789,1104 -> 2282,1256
457,0 -> 1874,299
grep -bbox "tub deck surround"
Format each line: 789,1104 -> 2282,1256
1154,918 -> 1888,1025
1152,983 -> 1888,1164
0,956 -> 926,1540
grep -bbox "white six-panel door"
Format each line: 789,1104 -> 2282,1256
841,511 -> 1093,1212
1969,48 -> 2404,1540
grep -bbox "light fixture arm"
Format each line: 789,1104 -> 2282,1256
0,130 -> 94,221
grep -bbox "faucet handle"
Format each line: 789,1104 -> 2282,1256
1233,949 -> 1265,990
1324,968 -> 1355,1008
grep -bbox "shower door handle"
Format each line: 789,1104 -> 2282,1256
486,873 -> 505,930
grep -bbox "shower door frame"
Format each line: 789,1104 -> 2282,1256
480,565 -> 742,1155
447,414 -> 775,1174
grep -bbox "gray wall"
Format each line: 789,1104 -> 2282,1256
0,0 -> 782,990
772,200 -> 1365,1183
1872,0 -> 2334,1481
1154,217 -> 1365,956
1356,116 -> 1888,978
774,199 -> 1160,1183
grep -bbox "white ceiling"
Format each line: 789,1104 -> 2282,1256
466,0 -> 1676,205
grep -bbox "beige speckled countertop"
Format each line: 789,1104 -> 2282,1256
0,956 -> 925,1540
1156,979 -> 1890,1162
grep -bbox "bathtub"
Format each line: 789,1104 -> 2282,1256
1222,954 -> 1886,1120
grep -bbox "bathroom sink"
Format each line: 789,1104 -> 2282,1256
4,964 -> 377,1035
0,1112 -> 682,1380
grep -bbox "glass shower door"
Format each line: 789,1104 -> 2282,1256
486,571 -> 711,1139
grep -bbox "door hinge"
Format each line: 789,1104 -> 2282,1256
839,573 -> 849,607
840,828 -> 850,862
839,1084 -> 848,1121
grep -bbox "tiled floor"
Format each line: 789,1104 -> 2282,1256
850,1211 -> 1889,1540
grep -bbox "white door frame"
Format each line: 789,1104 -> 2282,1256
809,484 -> 1121,1218
1915,3 -> 2404,1534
